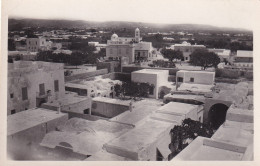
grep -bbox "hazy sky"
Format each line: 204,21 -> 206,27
4,0 -> 257,30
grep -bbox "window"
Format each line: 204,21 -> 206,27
22,87 -> 28,100
110,49 -> 113,54
10,93 -> 14,99
118,49 -> 121,54
54,80 -> 59,92
36,41 -> 37,45
39,83 -> 45,95
177,77 -> 183,82
84,108 -> 90,114
126,48 -> 129,54
185,57 -> 188,60
190,77 -> 194,82
11,109 -> 16,115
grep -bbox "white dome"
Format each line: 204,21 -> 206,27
111,33 -> 119,41
135,28 -> 140,31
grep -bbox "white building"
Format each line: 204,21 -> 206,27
168,41 -> 206,61
233,50 -> 253,68
26,37 -> 47,52
106,28 -> 154,63
176,70 -> 215,86
208,48 -> 231,62
131,69 -> 169,99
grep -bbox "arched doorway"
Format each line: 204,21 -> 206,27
208,103 -> 229,130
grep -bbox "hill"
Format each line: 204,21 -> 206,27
8,18 -> 251,33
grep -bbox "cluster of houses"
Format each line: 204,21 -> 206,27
7,27 -> 253,161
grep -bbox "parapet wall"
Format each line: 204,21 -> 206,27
122,66 -> 179,76
65,69 -> 108,82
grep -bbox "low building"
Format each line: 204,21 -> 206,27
151,102 -> 204,123
8,51 -> 37,61
134,42 -> 153,61
96,61 -> 121,73
41,91 -> 92,115
7,61 -> 65,115
91,97 -> 130,118
208,48 -> 231,62
131,69 -> 169,99
233,50 -> 253,69
173,106 -> 253,161
88,41 -> 99,46
176,70 -> 215,86
65,77 -> 121,98
40,117 -> 132,158
168,41 -> 206,61
7,108 -> 68,159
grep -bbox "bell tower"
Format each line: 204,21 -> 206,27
135,28 -> 140,43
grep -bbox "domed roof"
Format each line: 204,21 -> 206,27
135,28 -> 140,31
111,33 -> 118,41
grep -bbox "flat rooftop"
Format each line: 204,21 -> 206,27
132,69 -> 168,75
164,93 -> 205,103
85,150 -> 132,161
157,102 -> 199,115
178,83 -> 214,93
44,92 -> 90,107
65,82 -> 89,89
93,97 -> 131,106
109,99 -> 162,126
173,136 -> 244,161
104,118 -> 174,160
41,117 -> 132,156
212,126 -> 253,148
173,106 -> 254,161
8,108 -> 67,136
177,70 -> 215,74
237,50 -> 253,58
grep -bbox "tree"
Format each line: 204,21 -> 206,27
69,52 -> 83,68
190,49 -> 220,70
168,118 -> 214,160
161,48 -> 183,62
36,51 -> 53,61
114,82 -> 153,100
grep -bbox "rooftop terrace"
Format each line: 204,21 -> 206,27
8,108 -> 67,136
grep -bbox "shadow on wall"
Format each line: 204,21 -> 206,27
208,103 -> 229,130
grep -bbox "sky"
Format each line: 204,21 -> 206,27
3,0 -> 258,30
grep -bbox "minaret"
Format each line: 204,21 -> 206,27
135,28 -> 140,43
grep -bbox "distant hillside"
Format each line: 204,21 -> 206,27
8,18 -> 251,33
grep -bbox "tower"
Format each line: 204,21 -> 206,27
135,28 -> 140,43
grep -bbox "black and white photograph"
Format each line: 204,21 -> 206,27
1,0 -> 259,164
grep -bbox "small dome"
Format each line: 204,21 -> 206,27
111,33 -> 118,41
135,28 -> 140,31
